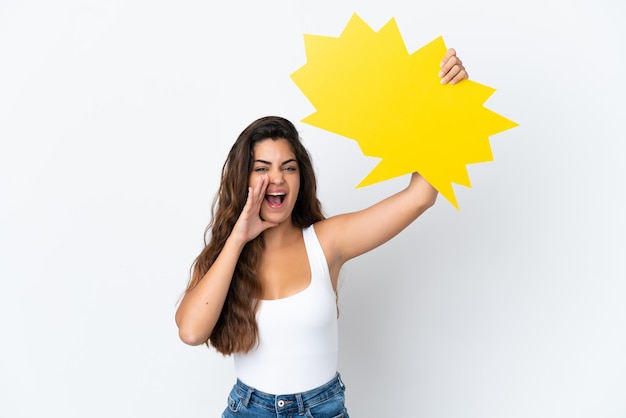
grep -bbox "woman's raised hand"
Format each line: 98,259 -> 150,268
230,174 -> 278,245
439,48 -> 468,85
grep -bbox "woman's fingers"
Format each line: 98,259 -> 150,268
236,175 -> 277,240
439,48 -> 468,85
247,175 -> 268,210
440,48 -> 457,68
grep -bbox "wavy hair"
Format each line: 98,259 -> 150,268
185,116 -> 324,354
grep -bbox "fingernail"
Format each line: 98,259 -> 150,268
440,78 -> 446,84
438,71 -> 443,77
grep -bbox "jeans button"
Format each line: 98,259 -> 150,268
277,400 -> 285,407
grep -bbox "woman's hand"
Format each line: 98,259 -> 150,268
439,48 -> 468,85
230,174 -> 278,245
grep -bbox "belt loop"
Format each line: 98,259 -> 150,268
242,387 -> 253,407
296,393 -> 305,414
337,373 -> 345,390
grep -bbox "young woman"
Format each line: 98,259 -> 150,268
176,49 -> 468,417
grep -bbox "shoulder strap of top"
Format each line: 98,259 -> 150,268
302,225 -> 331,287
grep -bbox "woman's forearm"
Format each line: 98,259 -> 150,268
175,235 -> 246,346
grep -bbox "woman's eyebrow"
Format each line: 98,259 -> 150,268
253,158 -> 297,165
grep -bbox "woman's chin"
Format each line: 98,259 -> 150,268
260,211 -> 290,226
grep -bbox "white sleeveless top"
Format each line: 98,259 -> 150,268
233,225 -> 338,394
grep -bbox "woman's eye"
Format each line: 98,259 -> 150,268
283,166 -> 297,172
254,167 -> 268,172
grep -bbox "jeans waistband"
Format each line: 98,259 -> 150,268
234,372 -> 345,414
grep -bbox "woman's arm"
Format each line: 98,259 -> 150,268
175,175 -> 276,346
317,172 -> 437,271
175,236 -> 245,346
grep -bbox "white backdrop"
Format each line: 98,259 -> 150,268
1,1 -> 625,417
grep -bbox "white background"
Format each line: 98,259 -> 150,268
1,1 -> 625,417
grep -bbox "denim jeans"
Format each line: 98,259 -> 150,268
221,373 -> 349,418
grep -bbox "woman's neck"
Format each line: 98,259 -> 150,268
262,221 -> 301,248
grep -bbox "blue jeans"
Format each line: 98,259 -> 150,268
221,373 -> 349,418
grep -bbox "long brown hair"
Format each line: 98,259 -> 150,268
185,116 -> 324,354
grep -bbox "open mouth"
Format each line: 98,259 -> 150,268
265,192 -> 286,206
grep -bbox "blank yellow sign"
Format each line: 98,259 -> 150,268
291,13 -> 518,209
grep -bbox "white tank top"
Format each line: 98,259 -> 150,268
233,225 -> 338,394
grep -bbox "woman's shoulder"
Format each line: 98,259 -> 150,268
311,215 -> 347,251
312,215 -> 342,238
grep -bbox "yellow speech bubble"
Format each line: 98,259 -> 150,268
291,13 -> 518,209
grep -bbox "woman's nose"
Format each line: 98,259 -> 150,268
269,169 -> 284,184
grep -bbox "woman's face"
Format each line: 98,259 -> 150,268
249,138 -> 300,225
